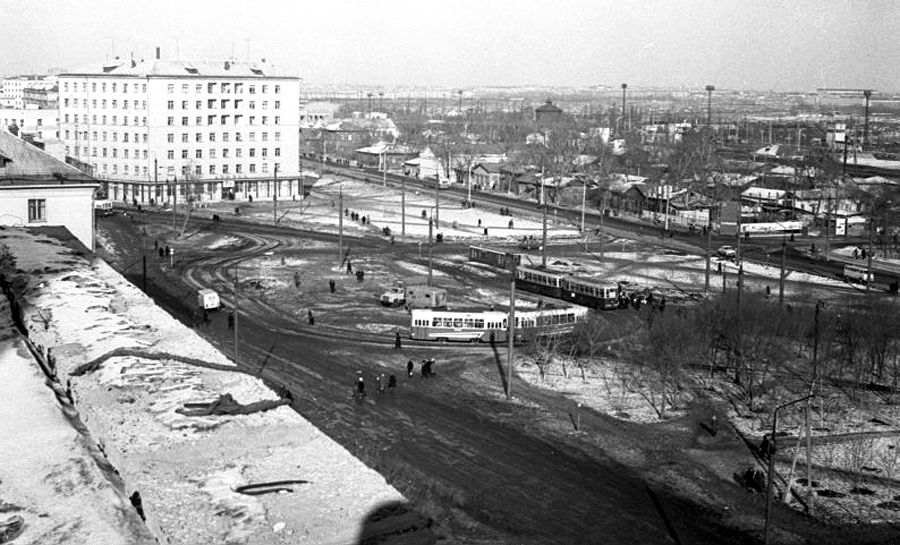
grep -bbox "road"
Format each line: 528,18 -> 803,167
95,205 -> 899,545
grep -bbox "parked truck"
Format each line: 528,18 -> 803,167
379,281 -> 447,309
197,288 -> 221,310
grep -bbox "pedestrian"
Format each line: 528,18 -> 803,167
227,310 -> 235,330
508,219 -> 514,229
427,357 -> 435,377
203,309 -> 210,326
329,279 -> 336,293
388,374 -> 397,389
356,374 -> 366,399
766,285 -> 771,297
717,262 -> 722,274
378,373 -> 386,394
307,309 -> 315,326
394,331 -> 402,349
346,260 -> 353,274
407,360 -> 414,377
853,248 -> 859,259
420,360 -> 427,378
294,271 -> 301,288
158,247 -> 164,258
154,240 -> 159,250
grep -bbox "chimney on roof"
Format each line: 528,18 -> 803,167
261,58 -> 266,63
155,47 -> 160,60
224,61 -> 231,70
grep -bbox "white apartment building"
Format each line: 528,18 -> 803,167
58,55 -> 301,204
1,75 -> 57,108
0,106 -> 59,140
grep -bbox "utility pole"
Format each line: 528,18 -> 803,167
338,184 -> 343,262
541,176 -> 548,269
580,181 -> 586,233
401,176 -> 406,237
621,83 -> 627,133
506,256 -> 516,401
233,270 -> 239,365
272,165 -> 278,223
428,217 -> 433,287
863,90 -> 873,150
779,237 -> 787,305
705,85 -> 715,128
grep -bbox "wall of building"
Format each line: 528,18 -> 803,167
0,185 -> 97,250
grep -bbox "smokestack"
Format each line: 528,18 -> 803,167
155,47 -> 160,60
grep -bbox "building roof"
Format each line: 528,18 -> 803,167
0,131 -> 95,185
535,99 -> 563,114
62,58 -> 295,79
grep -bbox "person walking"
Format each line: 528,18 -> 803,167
227,310 -> 235,330
394,331 -> 402,350
346,260 -> 353,274
356,374 -> 366,400
307,309 -> 315,326
407,360 -> 414,377
388,374 -> 397,389
378,373 -> 386,394
329,279 -> 336,293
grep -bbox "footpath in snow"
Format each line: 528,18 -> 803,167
0,228 -> 409,544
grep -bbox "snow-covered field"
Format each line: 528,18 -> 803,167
0,228 -> 403,544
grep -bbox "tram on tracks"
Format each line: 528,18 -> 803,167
409,306 -> 588,343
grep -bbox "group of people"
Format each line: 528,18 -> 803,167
354,357 -> 437,401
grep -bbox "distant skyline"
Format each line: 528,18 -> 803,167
3,0 -> 899,92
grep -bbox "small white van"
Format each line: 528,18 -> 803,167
197,288 -> 221,310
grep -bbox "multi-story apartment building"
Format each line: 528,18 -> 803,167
0,106 -> 59,140
1,75 -> 57,108
58,53 -> 301,204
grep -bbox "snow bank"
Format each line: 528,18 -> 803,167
0,228 -> 404,544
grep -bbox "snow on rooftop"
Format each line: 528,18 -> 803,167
0,228 -> 403,544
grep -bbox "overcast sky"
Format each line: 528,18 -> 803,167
2,0 -> 898,92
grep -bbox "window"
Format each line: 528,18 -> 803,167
196,83 -> 203,93
222,83 -> 231,94
102,148 -> 108,157
208,83 -> 216,93
123,133 -> 129,143
235,164 -> 242,173
182,149 -> 188,159
249,116 -> 255,125
262,162 -> 269,173
209,133 -> 215,142
274,101 -> 280,109
182,84 -> 189,93
261,132 -> 268,141
64,98 -> 70,107
262,148 -> 268,158
167,100 -> 174,109
181,116 -> 188,126
209,149 -> 216,159
195,133 -> 202,142
223,132 -> 229,142
207,115 -> 216,126
112,148 -> 117,158
196,149 -> 202,159
123,100 -> 129,110
167,150 -> 174,159
112,83 -> 117,92
102,82 -> 107,92
196,116 -> 202,125
166,133 -> 174,143
235,133 -> 242,142
274,147 -> 280,157
111,100 -> 117,108
262,85 -> 268,93
261,116 -> 267,125
92,82 -> 97,92
167,117 -> 174,126
182,100 -> 188,109
196,100 -> 202,109
222,164 -> 229,174
249,148 -> 255,157
249,132 -> 256,141
249,163 -> 256,173
249,101 -> 255,109
181,133 -> 189,143
209,165 -> 216,174
223,149 -> 230,158
167,84 -> 175,93
274,131 -> 281,141
235,148 -> 242,158
28,199 -> 46,222
262,101 -> 268,109
124,149 -> 129,158
195,165 -> 202,175
249,85 -> 255,94
274,116 -> 280,125
274,85 -> 280,94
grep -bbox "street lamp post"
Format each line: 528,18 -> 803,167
621,83 -> 627,132
705,85 -> 716,128
765,394 -> 814,545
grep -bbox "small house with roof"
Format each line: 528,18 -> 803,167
0,131 -> 99,250
534,99 -> 563,122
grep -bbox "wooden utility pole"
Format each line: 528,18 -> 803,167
779,238 -> 787,305
401,176 -> 406,237
338,185 -> 343,262
507,256 -> 516,401
233,271 -> 239,365
428,217 -> 433,287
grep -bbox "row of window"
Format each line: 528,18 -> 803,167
63,98 -> 147,110
65,130 -> 148,144
166,131 -> 281,143
62,81 -> 284,95
167,82 -> 281,95
63,113 -> 146,126
89,162 -> 282,177
167,99 -> 280,110
61,81 -> 147,94
166,115 -> 282,126
165,147 -> 281,159
67,146 -> 149,160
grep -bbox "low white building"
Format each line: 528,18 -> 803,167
0,131 -> 98,251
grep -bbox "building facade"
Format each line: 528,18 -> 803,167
58,56 -> 301,204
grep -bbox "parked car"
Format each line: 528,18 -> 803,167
717,245 -> 736,259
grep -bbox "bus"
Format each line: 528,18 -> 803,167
844,264 -> 872,284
